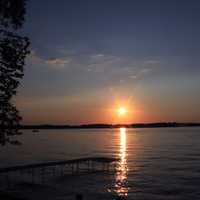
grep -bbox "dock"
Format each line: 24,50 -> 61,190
0,157 -> 120,188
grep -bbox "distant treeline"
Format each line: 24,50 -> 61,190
14,122 -> 200,129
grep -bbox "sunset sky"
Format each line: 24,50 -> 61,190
15,0 -> 200,124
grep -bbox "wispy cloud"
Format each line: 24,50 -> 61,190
143,60 -> 161,65
87,54 -> 157,82
45,58 -> 70,68
27,50 -> 71,69
27,49 -> 160,91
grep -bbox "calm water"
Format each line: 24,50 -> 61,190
1,127 -> 200,199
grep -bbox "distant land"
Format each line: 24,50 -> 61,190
17,122 -> 200,129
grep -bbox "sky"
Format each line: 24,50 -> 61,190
15,0 -> 200,124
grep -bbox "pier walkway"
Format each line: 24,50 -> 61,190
0,157 -> 120,187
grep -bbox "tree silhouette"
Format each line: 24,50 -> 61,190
0,0 -> 30,145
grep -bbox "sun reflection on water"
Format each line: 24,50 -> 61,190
115,127 -> 129,196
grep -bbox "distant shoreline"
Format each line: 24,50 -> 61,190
17,122 -> 200,130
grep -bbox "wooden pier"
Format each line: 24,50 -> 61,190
0,157 -> 120,188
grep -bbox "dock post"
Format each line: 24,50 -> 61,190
41,167 -> 45,184
6,172 -> 10,189
102,163 -> 104,171
107,163 -> 110,172
76,162 -> 79,173
60,165 -> 63,176
87,160 -> 89,172
53,166 -> 56,177
91,161 -> 94,172
31,168 -> 34,184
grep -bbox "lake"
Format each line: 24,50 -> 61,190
1,127 -> 200,199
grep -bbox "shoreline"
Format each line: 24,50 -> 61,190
18,122 -> 200,130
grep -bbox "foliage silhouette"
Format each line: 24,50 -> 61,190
0,0 -> 29,145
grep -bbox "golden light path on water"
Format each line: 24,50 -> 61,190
115,127 -> 129,196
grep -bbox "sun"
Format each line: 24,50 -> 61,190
118,106 -> 127,116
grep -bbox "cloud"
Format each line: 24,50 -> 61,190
45,58 -> 70,68
130,75 -> 137,79
28,49 -> 159,75
27,49 -> 158,90
87,54 -> 156,79
87,54 -> 123,73
27,49 -> 71,69
21,49 -> 164,101
140,68 -> 152,74
90,54 -> 105,60
143,60 -> 161,65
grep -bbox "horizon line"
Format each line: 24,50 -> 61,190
20,121 -> 200,126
